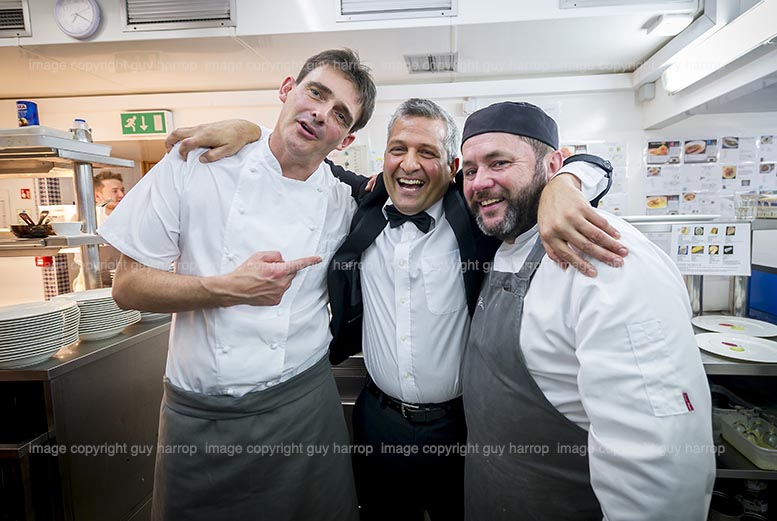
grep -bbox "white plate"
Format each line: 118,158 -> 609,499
0,350 -> 59,369
692,315 -> 777,337
54,288 -> 113,301
140,313 -> 171,323
0,299 -> 77,322
79,327 -> 128,342
696,333 -> 777,363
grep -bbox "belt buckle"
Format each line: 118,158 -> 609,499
400,401 -> 421,420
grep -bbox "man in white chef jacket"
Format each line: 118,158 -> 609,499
99,49 -> 376,521
458,101 -> 715,520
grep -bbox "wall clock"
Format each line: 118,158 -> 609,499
55,0 -> 101,40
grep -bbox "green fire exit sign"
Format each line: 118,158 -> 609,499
120,111 -> 172,136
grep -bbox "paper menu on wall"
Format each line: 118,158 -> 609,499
759,163 -> 777,189
721,163 -> 758,193
597,193 -> 627,215
758,135 -> 777,162
588,142 -> 627,167
645,195 -> 679,215
678,192 -> 723,215
719,136 -> 759,164
683,139 -> 718,163
646,141 -> 681,164
645,165 -> 682,195
670,223 -> 751,276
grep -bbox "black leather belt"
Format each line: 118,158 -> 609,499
366,378 -> 462,424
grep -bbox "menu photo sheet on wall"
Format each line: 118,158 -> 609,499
669,222 -> 751,276
643,132 -> 777,216
589,142 -> 629,215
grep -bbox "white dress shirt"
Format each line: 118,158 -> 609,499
361,198 -> 469,404
100,130 -> 356,397
361,162 -> 608,405
493,213 -> 715,521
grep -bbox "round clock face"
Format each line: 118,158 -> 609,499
55,0 -> 101,40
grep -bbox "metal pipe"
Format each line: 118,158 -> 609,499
685,275 -> 703,316
73,161 -> 101,289
731,275 -> 749,317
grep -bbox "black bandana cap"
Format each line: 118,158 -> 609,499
461,101 -> 559,150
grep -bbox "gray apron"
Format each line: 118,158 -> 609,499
462,239 -> 602,521
151,355 -> 358,521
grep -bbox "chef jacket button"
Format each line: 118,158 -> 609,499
238,208 -> 246,214
398,260 -> 407,268
403,372 -> 410,379
308,224 -> 317,231
270,342 -> 279,350
226,387 -> 235,395
400,335 -> 407,342
226,254 -> 235,261
316,187 -> 324,193
400,297 -> 407,305
221,345 -> 230,354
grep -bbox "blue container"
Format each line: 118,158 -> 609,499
16,100 -> 39,126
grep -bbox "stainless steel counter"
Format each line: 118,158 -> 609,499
0,319 -> 171,382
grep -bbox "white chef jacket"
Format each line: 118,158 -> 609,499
362,161 -> 608,405
493,214 -> 715,521
99,130 -> 356,397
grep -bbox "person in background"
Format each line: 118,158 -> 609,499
71,171 -> 127,289
163,98 -> 622,521
100,48 -> 377,521
459,101 -> 715,520
93,171 -> 125,226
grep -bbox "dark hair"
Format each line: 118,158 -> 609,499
388,98 -> 459,164
296,48 -> 376,133
520,136 -> 554,164
93,171 -> 123,190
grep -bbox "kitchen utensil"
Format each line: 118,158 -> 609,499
36,210 -> 49,225
692,315 -> 777,337
10,224 -> 51,238
696,333 -> 777,363
18,211 -> 36,226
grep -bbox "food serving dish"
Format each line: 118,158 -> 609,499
695,333 -> 777,363
692,315 -> 777,337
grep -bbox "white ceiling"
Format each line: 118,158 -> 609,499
0,13 -> 675,99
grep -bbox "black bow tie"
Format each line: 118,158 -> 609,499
384,205 -> 433,233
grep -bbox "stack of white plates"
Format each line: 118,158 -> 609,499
53,288 -> 140,341
0,300 -> 80,369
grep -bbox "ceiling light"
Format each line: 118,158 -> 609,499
644,14 -> 694,36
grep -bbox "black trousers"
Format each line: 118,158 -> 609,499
352,384 -> 466,521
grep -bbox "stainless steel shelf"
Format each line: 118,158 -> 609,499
703,352 -> 777,376
716,439 -> 777,480
0,126 -> 135,176
0,234 -> 105,257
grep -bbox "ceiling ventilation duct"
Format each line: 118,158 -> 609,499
338,0 -> 456,22
122,0 -> 236,32
404,53 -> 458,74
0,0 -> 31,37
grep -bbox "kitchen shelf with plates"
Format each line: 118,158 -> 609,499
0,125 -> 134,288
